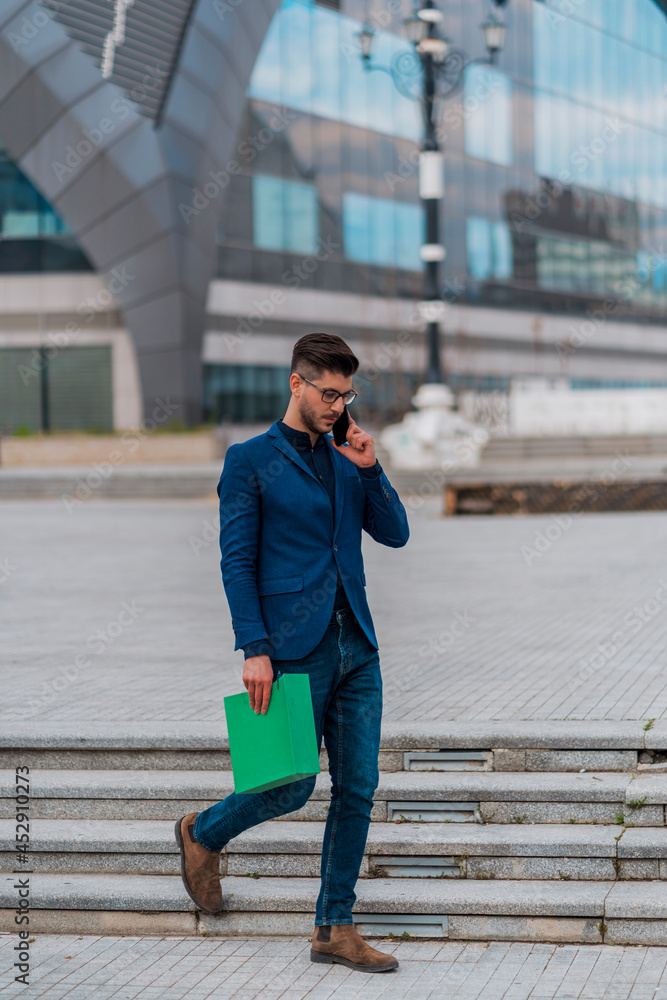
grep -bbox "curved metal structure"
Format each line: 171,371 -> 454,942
0,0 -> 281,423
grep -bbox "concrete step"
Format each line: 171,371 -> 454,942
3,769 -> 666,824
2,819 -> 666,882
2,720 -> 662,772
481,434 -> 667,460
0,465 -> 220,500
2,872 -> 665,944
2,744 -> 644,773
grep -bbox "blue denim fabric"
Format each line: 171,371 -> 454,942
194,606 -> 382,925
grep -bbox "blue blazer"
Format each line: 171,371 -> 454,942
217,419 -> 410,660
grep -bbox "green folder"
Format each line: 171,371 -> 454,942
224,672 -> 321,795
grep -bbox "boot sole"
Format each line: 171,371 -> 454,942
173,816 -> 222,915
310,950 -> 398,973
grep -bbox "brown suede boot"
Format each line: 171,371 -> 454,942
310,923 -> 399,973
174,812 -> 222,914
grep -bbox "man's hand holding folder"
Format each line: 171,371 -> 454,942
243,654 -> 273,714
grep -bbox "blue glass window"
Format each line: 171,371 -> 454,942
534,0 -> 667,209
252,174 -> 318,254
0,153 -> 71,239
343,192 -> 422,271
463,64 -> 513,167
466,218 -> 513,280
249,0 -> 421,142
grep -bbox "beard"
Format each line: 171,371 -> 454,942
298,396 -> 328,436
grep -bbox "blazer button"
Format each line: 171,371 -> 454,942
333,544 -> 338,551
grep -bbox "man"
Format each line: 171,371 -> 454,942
175,332 -> 410,973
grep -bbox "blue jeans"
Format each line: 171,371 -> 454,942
194,606 -> 382,925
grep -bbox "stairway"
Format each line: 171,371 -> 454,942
3,721 -> 667,944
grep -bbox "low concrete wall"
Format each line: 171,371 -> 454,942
0,432 -> 222,467
510,382 -> 667,437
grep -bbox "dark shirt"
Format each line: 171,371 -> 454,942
242,419 -> 382,659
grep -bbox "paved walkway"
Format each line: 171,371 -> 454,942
4,495 -> 667,723
4,935 -> 667,999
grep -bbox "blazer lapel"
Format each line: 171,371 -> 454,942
267,422 -> 345,540
267,421 -> 318,484
331,443 -> 344,541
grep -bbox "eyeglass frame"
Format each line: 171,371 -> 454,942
295,372 -> 358,405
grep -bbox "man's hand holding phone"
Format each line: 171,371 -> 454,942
243,654 -> 273,715
329,411 -> 376,468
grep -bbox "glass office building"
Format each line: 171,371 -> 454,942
2,0 -> 667,430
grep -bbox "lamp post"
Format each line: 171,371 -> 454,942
358,1 -> 509,388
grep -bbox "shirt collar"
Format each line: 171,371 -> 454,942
277,418 -> 326,450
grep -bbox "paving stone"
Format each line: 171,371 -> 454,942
198,912 -> 316,936
477,802 -> 632,825
0,874 -> 612,918
0,722 -> 231,750
379,721 -> 649,749
605,920 -> 667,947
617,827 -> 667,858
379,771 -> 633,802
378,751 -> 404,771
643,722 -> 667,750
448,915 -> 603,944
493,750 -> 527,772
227,855 -> 369,878
5,501 -> 667,729
0,851 -> 182,875
606,880 -> 667,919
624,775 -> 667,805
465,857 -> 616,881
0,819 -> 628,873
0,749 -> 234,770
525,751 -> 637,772
617,859 -> 660,879
0,908 -> 198,935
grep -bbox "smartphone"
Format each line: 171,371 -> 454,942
332,406 -> 351,446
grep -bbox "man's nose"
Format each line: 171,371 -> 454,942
332,398 -> 345,413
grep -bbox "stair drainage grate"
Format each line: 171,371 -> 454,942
353,913 -> 448,938
404,751 -> 491,772
388,800 -> 480,822
372,856 -> 461,878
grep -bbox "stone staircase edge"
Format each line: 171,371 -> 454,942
0,719 -> 659,750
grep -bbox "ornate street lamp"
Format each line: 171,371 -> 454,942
357,1 -> 509,388
480,11 -> 507,63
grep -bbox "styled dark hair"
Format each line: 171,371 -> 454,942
290,332 -> 359,383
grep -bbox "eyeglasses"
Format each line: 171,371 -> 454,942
296,373 -> 358,405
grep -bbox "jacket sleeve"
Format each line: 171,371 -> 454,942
359,461 -> 410,548
243,637 -> 273,659
217,444 -> 271,651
